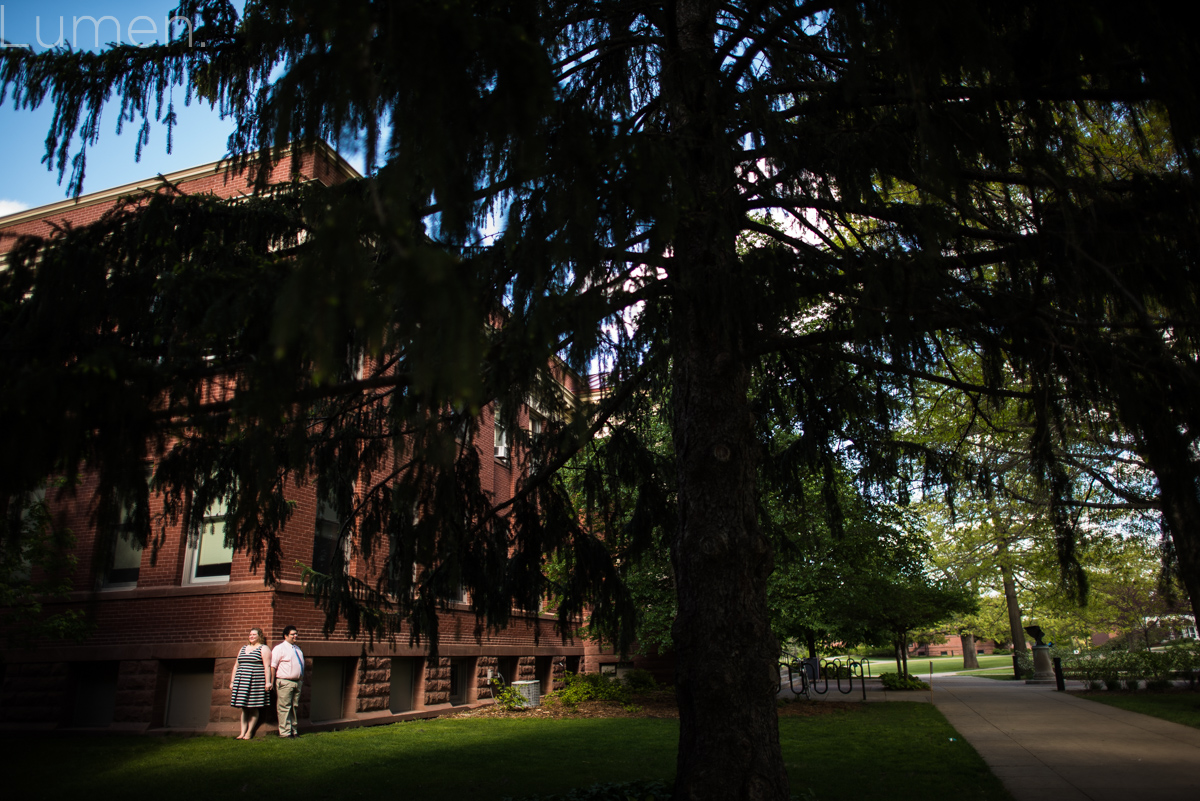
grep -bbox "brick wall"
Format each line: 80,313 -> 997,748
424,658 -> 451,706
476,655 -> 498,698
909,635 -> 998,657
356,656 -> 390,713
0,661 -> 69,724
113,660 -> 160,725
517,656 -> 537,681
0,143 -> 591,732
0,147 -> 351,256
212,657 -> 237,723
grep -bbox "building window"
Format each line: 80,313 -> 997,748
450,404 -> 470,445
310,657 -> 351,722
313,498 -> 345,575
185,499 -> 233,583
70,661 -> 119,728
494,656 -> 519,686
493,404 -> 509,462
448,657 -> 478,705
9,487 -> 47,582
599,661 -> 635,679
103,504 -> 143,589
528,413 -> 544,471
390,657 -> 421,713
164,659 -> 215,729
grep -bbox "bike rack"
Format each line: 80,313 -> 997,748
811,657 -> 869,701
776,660 -> 811,700
778,656 -> 872,702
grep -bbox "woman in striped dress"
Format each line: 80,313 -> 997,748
230,628 -> 273,739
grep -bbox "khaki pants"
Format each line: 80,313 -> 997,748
276,678 -> 301,736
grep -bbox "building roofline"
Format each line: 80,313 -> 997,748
0,140 -> 362,227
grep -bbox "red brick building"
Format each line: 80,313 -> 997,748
909,634 -> 998,658
0,146 -> 591,734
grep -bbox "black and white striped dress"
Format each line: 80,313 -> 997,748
230,645 -> 270,708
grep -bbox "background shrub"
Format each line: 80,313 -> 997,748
1061,644 -> 1200,689
550,672 -> 632,708
491,679 -> 530,711
622,668 -> 658,693
879,672 -> 930,691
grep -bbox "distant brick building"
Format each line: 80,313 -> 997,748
909,634 -> 997,658
0,146 -> 590,734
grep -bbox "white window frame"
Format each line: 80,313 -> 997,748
183,498 -> 233,584
493,403 -> 510,462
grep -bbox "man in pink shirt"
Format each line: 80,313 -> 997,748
271,625 -> 305,737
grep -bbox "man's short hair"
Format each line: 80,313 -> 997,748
282,625 -> 298,638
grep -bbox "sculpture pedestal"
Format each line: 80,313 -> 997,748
1025,645 -> 1056,685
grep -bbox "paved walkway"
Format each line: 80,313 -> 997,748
929,675 -> 1200,801
781,671 -> 1200,801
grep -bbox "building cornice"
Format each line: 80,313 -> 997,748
0,141 -> 361,228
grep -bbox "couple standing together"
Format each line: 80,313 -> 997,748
229,625 -> 305,739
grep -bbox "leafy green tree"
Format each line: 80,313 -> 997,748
764,467 -> 926,661
0,488 -> 89,645
1051,536 -> 1185,650
5,3 -> 1200,799
904,337 -> 1167,655
846,569 -> 977,677
561,407 -> 677,657
951,595 -> 1014,667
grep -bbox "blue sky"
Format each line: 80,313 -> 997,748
0,1 -> 363,217
0,1 -> 241,215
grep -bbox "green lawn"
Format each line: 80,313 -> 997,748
1073,690 -> 1200,729
845,654 -> 1013,677
779,703 -> 1009,801
6,704 -> 1010,801
900,655 -> 1014,674
955,667 -> 1019,680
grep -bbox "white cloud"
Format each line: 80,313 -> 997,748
0,199 -> 30,219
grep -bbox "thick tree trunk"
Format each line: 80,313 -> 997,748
894,638 -> 904,675
671,309 -> 785,800
805,629 -> 817,660
669,217 -> 788,797
665,3 -> 788,799
961,632 -> 979,670
996,541 -> 1027,653
1137,421 -> 1200,632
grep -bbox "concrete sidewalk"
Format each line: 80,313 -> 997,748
930,675 -> 1200,801
778,672 -> 1200,799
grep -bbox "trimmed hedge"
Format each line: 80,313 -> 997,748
1059,645 -> 1200,689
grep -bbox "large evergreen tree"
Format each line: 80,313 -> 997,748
4,3 -> 1200,798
